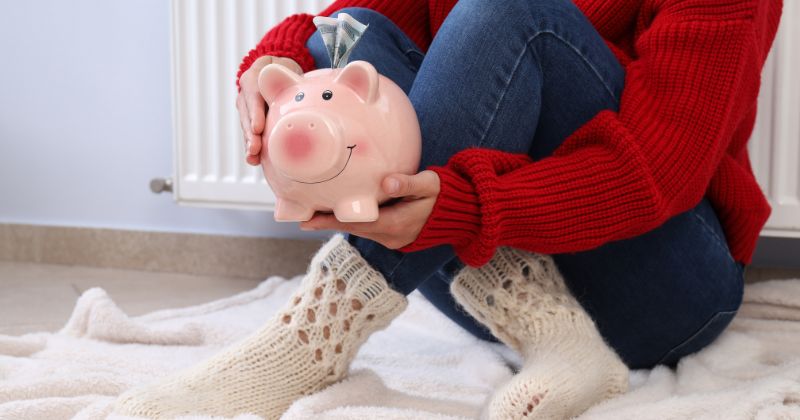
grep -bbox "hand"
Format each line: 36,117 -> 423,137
300,171 -> 441,250
236,56 -> 303,166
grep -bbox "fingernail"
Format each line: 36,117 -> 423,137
246,140 -> 252,154
386,178 -> 400,194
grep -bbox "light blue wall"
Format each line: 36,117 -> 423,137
0,1 -> 322,239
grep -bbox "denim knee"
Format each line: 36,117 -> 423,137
328,7 -> 384,25
449,0 -> 588,33
309,7 -> 423,92
307,7 -> 397,65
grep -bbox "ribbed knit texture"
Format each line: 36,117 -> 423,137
451,248 -> 628,419
240,0 -> 783,267
113,234 -> 407,419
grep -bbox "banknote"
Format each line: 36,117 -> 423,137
313,13 -> 368,68
333,13 -> 368,68
312,16 -> 338,67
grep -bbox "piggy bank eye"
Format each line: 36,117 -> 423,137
322,90 -> 333,100
294,92 -> 305,102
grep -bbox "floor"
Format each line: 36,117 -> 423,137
2,261 -> 799,337
0,261 -> 267,335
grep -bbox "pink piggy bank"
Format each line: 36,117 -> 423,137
258,61 -> 421,222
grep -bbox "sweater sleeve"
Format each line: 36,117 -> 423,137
401,2 -> 774,266
236,0 -> 430,88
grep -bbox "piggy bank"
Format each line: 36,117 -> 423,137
257,61 -> 421,222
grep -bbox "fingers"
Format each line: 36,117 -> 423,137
237,93 -> 260,166
383,170 -> 441,198
238,66 -> 267,165
236,94 -> 251,146
301,213 -> 380,235
247,89 -> 267,133
246,150 -> 261,166
301,213 -> 367,233
245,96 -> 266,165
300,214 -> 398,249
237,56 -> 303,167
300,205 -> 404,235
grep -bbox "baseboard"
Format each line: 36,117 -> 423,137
0,224 -> 323,279
3,223 -> 796,282
751,236 -> 800,269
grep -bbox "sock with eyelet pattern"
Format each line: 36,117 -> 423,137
451,247 -> 628,420
114,234 -> 407,419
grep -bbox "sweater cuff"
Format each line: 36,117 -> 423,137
399,166 -> 483,259
236,14 -> 318,90
236,40 -> 316,89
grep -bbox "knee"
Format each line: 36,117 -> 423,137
307,7 -> 400,69
328,7 -> 382,22
450,0 -> 584,30
327,7 -> 395,37
324,7 -> 415,52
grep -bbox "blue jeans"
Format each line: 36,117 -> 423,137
306,0 -> 745,370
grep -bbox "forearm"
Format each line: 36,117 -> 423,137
403,2 -> 780,266
237,0 -> 430,86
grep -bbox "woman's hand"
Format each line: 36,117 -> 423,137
236,56 -> 303,166
300,171 -> 441,250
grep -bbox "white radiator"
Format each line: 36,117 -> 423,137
748,0 -> 800,238
171,1 -> 800,236
170,0 -> 331,210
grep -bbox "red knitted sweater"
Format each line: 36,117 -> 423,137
238,0 -> 782,267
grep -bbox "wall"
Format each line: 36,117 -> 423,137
0,1 -> 796,266
0,1 -> 322,239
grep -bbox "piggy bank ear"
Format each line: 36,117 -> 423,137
334,61 -> 379,104
258,63 -> 303,105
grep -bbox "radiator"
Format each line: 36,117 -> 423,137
171,1 -> 800,236
748,0 -> 800,238
171,0 -> 331,210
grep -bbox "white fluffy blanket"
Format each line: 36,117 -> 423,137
2,276 -> 800,419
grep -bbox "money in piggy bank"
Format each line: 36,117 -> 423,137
258,61 -> 421,222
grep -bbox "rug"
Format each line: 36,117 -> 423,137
1,275 -> 800,419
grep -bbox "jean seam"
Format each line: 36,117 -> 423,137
655,309 -> 737,365
478,30 -> 620,148
691,210 -> 737,267
384,253 -> 408,280
404,49 -> 425,72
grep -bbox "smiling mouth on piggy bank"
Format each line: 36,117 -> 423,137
289,144 -> 357,185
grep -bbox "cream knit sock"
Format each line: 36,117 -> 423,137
114,234 -> 407,419
451,248 -> 628,420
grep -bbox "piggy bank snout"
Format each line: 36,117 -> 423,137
268,112 -> 349,183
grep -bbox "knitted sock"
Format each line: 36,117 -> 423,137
114,234 -> 407,419
450,248 -> 628,420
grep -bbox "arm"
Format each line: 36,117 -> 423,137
237,0 -> 430,87
402,0 -> 782,266
236,0 -> 429,165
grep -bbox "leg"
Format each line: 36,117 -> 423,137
342,0 -> 743,372
416,259 -> 499,342
553,198 -> 745,369
307,7 -> 423,95
451,250 -> 628,419
115,235 -> 406,418
322,1 -> 625,306
448,205 -> 745,417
